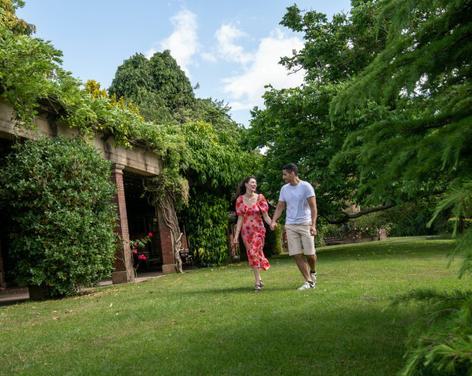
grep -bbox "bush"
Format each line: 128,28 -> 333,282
318,213 -> 392,244
263,223 -> 283,257
184,193 -> 229,266
0,137 -> 117,297
381,201 -> 447,237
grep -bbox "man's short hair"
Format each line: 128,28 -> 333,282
282,163 -> 298,175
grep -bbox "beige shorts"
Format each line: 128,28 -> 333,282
285,224 -> 316,256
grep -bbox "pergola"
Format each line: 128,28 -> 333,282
0,99 -> 178,288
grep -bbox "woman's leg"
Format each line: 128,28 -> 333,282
252,267 -> 261,285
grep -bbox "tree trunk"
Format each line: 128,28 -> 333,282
157,193 -> 184,273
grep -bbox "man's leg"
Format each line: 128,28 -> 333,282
293,254 -> 311,282
300,225 -> 317,284
306,254 -> 316,272
306,254 -> 317,284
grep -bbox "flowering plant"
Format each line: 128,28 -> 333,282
130,232 -> 154,275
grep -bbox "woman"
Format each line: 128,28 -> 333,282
233,176 -> 271,291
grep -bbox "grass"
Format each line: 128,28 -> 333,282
0,237 -> 470,376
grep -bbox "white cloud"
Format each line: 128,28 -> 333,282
200,51 -> 218,62
146,9 -> 198,75
214,24 -> 254,64
223,29 -> 305,111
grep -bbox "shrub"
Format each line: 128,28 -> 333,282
263,223 -> 283,257
318,213 -> 392,244
0,137 -> 117,297
184,193 -> 229,266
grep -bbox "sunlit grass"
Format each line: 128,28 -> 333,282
0,237 -> 469,376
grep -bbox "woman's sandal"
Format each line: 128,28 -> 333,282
254,281 -> 264,292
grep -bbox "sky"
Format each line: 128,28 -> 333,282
17,0 -> 351,126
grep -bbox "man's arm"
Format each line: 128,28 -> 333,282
270,201 -> 286,230
308,196 -> 318,236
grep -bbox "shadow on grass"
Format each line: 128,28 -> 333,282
70,302 -> 415,376
179,285 -> 298,295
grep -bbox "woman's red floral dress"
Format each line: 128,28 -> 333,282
235,194 -> 270,270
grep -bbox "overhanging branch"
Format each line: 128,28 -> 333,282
324,203 -> 395,224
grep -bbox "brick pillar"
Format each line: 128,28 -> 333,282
111,163 -> 135,284
157,209 -> 176,274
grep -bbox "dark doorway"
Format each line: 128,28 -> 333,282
123,172 -> 162,272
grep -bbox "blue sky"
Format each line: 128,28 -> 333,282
17,1 -> 351,125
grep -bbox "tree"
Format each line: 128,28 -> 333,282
246,0 -> 389,223
331,0 -> 472,264
332,0 -> 472,211
108,51 -> 195,124
0,0 -> 34,35
329,1 -> 472,373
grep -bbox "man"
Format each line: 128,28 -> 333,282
270,163 -> 318,290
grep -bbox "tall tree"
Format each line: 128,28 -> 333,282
108,51 -> 195,124
333,3 -> 472,373
246,0 -> 389,222
331,0 -> 472,246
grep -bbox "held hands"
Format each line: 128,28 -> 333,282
270,221 -> 277,231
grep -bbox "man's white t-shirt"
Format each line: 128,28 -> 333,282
279,180 -> 315,225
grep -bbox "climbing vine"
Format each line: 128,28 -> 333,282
1,1 -> 258,267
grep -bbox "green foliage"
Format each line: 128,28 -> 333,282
0,137 -> 117,297
393,289 -> 472,376
320,212 -> 392,242
0,21 -> 62,122
263,223 -> 283,257
108,49 -> 258,265
331,0 -> 472,277
247,1 -> 388,222
182,120 -> 253,189
246,83 -> 356,219
184,194 -> 229,266
371,200 -> 448,237
0,0 -> 33,35
108,51 -> 195,124
280,1 -> 387,83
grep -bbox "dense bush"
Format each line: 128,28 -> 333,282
0,137 -> 117,297
264,224 -> 283,257
184,193 -> 230,266
318,213 -> 392,246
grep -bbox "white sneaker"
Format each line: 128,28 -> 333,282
310,272 -> 317,286
297,281 -> 315,290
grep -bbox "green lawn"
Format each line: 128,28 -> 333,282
0,237 -> 470,376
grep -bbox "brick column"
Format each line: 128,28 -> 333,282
157,209 -> 176,274
111,163 -> 135,284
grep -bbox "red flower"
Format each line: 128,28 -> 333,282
138,254 -> 148,261
132,249 -> 138,255
147,232 -> 153,238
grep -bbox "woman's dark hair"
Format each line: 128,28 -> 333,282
282,163 -> 298,175
236,175 -> 257,196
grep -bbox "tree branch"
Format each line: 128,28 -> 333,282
324,203 -> 395,224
